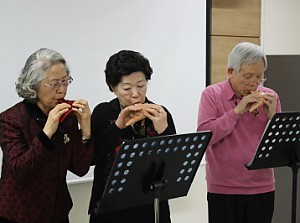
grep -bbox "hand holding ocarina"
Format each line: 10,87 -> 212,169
249,91 -> 266,112
58,98 -> 75,122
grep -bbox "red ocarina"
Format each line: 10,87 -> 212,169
58,98 -> 75,122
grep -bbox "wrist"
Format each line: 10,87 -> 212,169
114,120 -> 124,129
233,107 -> 243,115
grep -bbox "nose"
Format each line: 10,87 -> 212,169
248,80 -> 259,86
56,83 -> 68,93
131,88 -> 140,97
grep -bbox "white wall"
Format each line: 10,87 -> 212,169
261,0 -> 300,54
0,0 -> 209,222
0,0 -> 206,183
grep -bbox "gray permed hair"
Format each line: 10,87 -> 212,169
15,48 -> 70,103
227,42 -> 267,73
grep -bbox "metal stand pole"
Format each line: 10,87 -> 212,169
154,197 -> 160,223
291,166 -> 299,223
151,179 -> 166,223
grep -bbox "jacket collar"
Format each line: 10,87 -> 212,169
24,100 -> 47,125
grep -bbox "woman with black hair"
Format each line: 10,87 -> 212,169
89,50 -> 176,223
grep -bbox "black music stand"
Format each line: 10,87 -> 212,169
98,131 -> 212,223
246,112 -> 300,223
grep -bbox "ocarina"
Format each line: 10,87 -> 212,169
125,103 -> 153,126
249,91 -> 266,112
58,98 -> 75,122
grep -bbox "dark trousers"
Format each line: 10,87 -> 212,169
207,191 -> 275,223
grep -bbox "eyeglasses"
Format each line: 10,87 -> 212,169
44,76 -> 73,89
241,75 -> 266,85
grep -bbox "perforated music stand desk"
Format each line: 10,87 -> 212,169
246,112 -> 300,223
98,131 -> 212,223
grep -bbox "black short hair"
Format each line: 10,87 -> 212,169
105,50 -> 153,92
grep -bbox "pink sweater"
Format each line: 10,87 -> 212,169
197,80 -> 282,194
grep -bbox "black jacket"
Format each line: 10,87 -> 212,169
89,98 -> 176,223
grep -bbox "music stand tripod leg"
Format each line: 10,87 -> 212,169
150,181 -> 166,223
291,165 -> 299,223
154,197 -> 160,223
287,145 -> 300,223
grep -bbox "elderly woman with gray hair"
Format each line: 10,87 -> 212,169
0,48 -> 94,223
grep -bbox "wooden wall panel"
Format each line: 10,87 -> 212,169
211,36 -> 260,84
210,0 -> 261,85
212,0 -> 261,37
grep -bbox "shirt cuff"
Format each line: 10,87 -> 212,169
228,109 -> 240,121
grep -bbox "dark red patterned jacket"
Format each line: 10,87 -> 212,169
0,101 -> 94,223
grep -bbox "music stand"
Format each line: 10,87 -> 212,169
246,112 -> 300,223
98,131 -> 212,223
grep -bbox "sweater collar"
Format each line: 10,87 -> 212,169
223,79 -> 238,101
